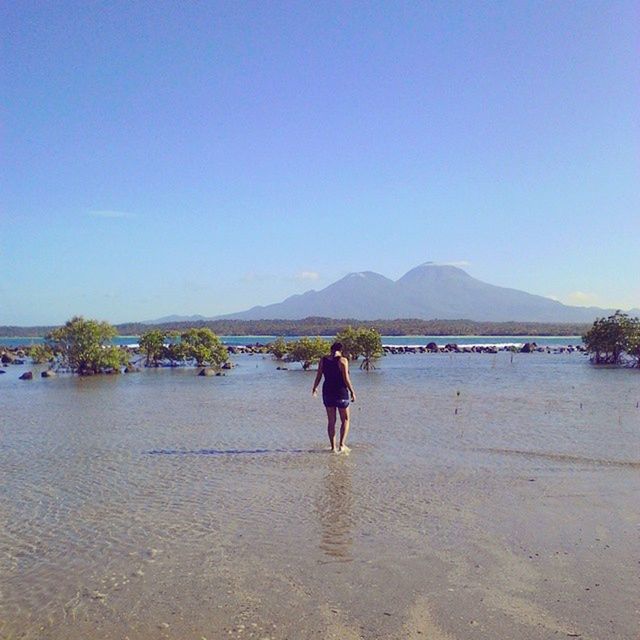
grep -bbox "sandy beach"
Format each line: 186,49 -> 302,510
1,352 -> 638,639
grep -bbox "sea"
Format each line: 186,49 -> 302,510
0,350 -> 638,639
0,334 -> 583,349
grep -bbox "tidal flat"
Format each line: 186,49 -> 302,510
1,352 -> 638,639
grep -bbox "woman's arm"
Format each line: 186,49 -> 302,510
312,357 -> 324,396
339,357 -> 357,402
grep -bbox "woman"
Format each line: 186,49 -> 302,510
312,342 -> 357,453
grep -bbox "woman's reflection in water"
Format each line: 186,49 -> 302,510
315,455 -> 354,562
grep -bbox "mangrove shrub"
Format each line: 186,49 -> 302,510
336,326 -> 383,369
47,316 -> 127,374
287,336 -> 330,369
139,329 -> 167,366
268,336 -> 289,360
582,311 -> 640,366
180,327 -> 228,369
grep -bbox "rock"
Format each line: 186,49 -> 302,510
444,343 -> 459,352
198,367 -> 216,376
19,371 -> 33,380
0,369 -> 5,374
221,362 -> 233,369
124,366 -> 140,373
41,370 -> 56,378
521,342 -> 535,353
426,342 -> 438,351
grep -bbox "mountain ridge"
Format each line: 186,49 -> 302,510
145,263 -> 639,324
215,263 -> 636,323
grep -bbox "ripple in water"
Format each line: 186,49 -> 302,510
1,353 -> 638,639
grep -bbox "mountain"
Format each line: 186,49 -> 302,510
220,263 -> 635,323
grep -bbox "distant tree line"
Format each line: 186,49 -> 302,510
2,317 -> 591,338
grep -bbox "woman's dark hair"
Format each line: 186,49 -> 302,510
330,342 -> 342,354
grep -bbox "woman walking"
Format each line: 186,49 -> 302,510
312,342 -> 357,453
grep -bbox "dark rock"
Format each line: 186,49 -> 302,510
19,371 -> 33,380
0,369 -> 5,374
426,342 -> 438,351
444,343 -> 459,352
1,353 -> 14,364
521,342 -> 534,353
221,362 -> 233,369
41,370 -> 56,378
198,367 -> 216,376
124,366 -> 140,373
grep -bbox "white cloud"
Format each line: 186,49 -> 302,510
565,291 -> 599,306
88,210 -> 132,219
296,271 -> 320,281
546,294 -> 560,302
439,260 -> 471,268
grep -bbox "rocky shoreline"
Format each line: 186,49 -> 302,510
381,341 -> 585,355
1,341 -> 587,379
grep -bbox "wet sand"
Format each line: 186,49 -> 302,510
1,353 -> 638,639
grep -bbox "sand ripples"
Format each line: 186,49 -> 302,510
1,354 -> 639,638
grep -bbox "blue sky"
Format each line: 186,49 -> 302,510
1,1 -> 638,325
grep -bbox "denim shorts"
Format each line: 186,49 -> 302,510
323,395 -> 350,409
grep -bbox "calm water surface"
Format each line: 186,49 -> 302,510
1,353 -> 638,639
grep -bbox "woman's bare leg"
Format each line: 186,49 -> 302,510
338,406 -> 350,452
325,406 -> 337,451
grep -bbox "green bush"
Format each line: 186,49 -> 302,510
180,327 -> 228,369
29,343 -> 54,364
583,311 -> 640,366
335,326 -> 361,360
287,336 -> 330,369
268,336 -> 289,360
139,329 -> 167,366
335,326 -> 383,369
355,327 -> 383,370
47,316 -> 127,374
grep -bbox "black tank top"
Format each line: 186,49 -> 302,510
322,356 -> 348,396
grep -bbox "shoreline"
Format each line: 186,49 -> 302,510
0,334 -> 584,348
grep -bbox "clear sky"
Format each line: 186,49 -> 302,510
1,1 -> 638,325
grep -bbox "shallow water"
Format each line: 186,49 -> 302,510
1,353 -> 638,639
